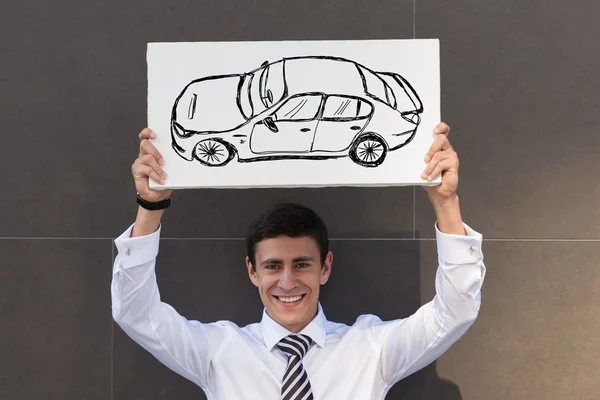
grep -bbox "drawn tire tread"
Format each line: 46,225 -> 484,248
349,133 -> 387,167
193,138 -> 236,167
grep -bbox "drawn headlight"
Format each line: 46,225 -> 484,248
401,111 -> 421,125
172,120 -> 195,138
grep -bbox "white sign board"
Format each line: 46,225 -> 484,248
147,39 -> 440,189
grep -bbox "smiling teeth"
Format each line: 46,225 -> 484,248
279,295 -> 302,303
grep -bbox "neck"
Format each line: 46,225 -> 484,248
274,304 -> 319,333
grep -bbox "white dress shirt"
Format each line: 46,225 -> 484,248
112,223 -> 485,400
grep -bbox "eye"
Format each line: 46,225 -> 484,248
296,263 -> 310,269
264,264 -> 279,270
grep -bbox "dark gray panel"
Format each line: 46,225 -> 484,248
114,238 -> 470,398
159,186 -> 414,238
1,0 -> 414,238
0,239 -> 112,400
415,1 -> 600,239
418,240 -> 600,399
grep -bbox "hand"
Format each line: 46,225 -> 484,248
132,128 -> 173,203
421,122 -> 459,203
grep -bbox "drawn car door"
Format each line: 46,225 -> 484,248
311,95 -> 373,152
250,93 -> 324,154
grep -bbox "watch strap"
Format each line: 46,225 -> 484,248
136,193 -> 171,210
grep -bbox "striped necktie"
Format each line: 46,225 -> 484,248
277,334 -> 314,400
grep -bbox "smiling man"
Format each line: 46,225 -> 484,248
246,207 -> 333,335
112,122 -> 486,399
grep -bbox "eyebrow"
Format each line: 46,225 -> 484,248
260,256 -> 315,266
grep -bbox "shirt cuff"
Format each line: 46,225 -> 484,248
435,221 -> 483,265
113,223 -> 161,269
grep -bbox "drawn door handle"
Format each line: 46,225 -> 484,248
350,126 -> 361,130
300,128 -> 311,132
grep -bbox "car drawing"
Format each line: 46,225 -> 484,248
170,56 -> 423,168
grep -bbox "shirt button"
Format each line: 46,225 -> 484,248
125,248 -> 131,256
468,246 -> 475,255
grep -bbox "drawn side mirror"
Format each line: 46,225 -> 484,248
263,117 -> 279,133
261,89 -> 274,108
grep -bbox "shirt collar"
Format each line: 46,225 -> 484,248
260,302 -> 328,351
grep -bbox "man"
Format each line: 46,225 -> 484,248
112,122 -> 486,399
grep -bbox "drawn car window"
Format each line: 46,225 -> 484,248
239,74 -> 253,120
261,60 -> 286,108
250,61 -> 287,117
357,65 -> 394,107
273,94 -> 322,121
322,96 -> 372,121
385,85 -> 397,109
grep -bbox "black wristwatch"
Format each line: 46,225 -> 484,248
136,193 -> 172,210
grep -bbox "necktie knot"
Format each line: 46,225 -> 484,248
277,334 -> 313,360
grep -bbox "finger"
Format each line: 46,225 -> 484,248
421,150 -> 456,179
131,162 -> 150,191
139,139 -> 165,165
133,162 -> 166,185
424,134 -> 453,162
434,122 -> 450,136
423,156 -> 458,182
138,128 -> 156,141
137,154 -> 167,181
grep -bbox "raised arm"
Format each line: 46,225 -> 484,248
373,123 -> 486,385
111,128 -> 227,391
422,122 -> 465,236
130,127 -> 171,237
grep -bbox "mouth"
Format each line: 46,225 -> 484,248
273,294 -> 306,307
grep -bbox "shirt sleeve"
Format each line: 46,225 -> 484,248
372,222 -> 486,386
111,223 -> 228,392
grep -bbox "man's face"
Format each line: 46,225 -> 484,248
246,235 -> 332,333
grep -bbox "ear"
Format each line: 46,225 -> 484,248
319,251 -> 333,285
246,256 -> 259,288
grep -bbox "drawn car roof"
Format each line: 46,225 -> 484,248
280,57 -> 370,98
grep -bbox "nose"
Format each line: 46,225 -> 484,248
278,267 -> 298,291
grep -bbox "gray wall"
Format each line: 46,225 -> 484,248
1,1 -> 599,399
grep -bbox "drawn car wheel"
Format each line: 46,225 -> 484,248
349,133 -> 387,167
193,138 -> 236,167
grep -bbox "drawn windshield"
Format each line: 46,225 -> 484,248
239,60 -> 287,119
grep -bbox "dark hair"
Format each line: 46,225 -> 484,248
246,203 -> 329,269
